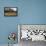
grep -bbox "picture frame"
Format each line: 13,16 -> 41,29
4,7 -> 18,16
18,24 -> 46,42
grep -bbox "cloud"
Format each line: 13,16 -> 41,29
11,8 -> 17,11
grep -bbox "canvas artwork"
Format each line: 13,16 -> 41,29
18,25 -> 46,42
4,7 -> 18,16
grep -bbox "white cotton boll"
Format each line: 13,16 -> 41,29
21,30 -> 28,39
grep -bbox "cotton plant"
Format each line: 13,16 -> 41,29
8,32 -> 16,45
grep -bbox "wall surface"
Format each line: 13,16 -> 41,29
0,0 -> 46,45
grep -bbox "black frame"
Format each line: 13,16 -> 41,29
4,7 -> 18,16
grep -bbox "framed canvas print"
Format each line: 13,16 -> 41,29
4,7 -> 18,16
18,24 -> 46,42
